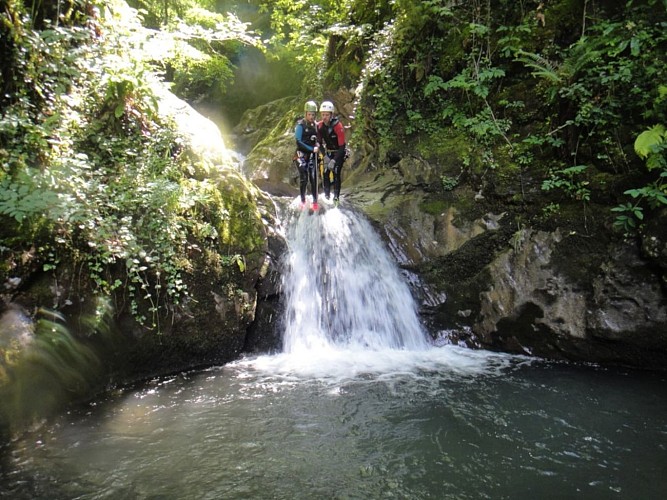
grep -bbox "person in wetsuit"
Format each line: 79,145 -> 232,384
294,100 -> 320,210
317,100 -> 346,205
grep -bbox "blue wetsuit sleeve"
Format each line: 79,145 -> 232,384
295,123 -> 314,153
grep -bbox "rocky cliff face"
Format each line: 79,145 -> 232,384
236,93 -> 667,371
348,157 -> 666,370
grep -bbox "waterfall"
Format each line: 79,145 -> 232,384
236,198 -> 520,381
281,199 -> 430,354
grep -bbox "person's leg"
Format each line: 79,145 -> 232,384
333,163 -> 343,201
298,158 -> 308,203
307,154 -> 317,203
323,156 -> 332,199
308,157 -> 318,203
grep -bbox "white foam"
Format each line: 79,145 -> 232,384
281,204 -> 429,354
249,201 -> 532,386
232,345 -> 524,385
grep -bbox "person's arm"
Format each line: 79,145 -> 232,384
295,123 -> 315,153
333,121 -> 346,165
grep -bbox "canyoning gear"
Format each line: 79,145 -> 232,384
319,101 -> 335,113
295,113 -> 319,206
304,100 -> 318,112
295,119 -> 318,154
318,156 -> 333,195
313,138 -> 319,205
318,117 -> 345,158
295,151 -> 318,204
320,156 -> 336,193
317,109 -> 346,202
320,149 -> 344,200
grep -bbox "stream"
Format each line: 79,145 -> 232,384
2,199 -> 666,499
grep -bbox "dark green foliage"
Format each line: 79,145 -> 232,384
0,1 -> 262,331
335,0 -> 666,230
124,0 -> 262,113
2,0 -> 666,333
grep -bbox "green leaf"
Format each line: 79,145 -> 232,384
424,75 -> 446,97
646,154 -> 666,171
114,103 -> 125,119
624,188 -> 643,198
561,165 -> 588,175
634,124 -> 665,160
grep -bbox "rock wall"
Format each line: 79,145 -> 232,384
236,92 -> 667,371
349,156 -> 667,370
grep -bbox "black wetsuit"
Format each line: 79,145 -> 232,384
317,116 -> 346,200
295,118 -> 318,204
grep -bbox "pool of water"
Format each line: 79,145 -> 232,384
2,346 -> 666,499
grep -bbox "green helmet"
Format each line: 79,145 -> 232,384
304,100 -> 318,112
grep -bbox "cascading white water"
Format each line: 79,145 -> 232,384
281,199 -> 430,354
244,197 -> 518,380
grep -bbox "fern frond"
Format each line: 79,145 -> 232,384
514,50 -> 561,83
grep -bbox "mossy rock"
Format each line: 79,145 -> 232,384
232,96 -> 300,155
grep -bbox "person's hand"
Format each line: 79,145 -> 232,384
313,146 -> 319,153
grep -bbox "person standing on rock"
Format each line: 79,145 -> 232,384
294,100 -> 320,210
317,100 -> 346,206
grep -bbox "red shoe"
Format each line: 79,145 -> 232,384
312,202 -> 319,211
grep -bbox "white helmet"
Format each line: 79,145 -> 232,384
319,101 -> 335,113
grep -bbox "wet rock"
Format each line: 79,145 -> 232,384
335,139 -> 667,369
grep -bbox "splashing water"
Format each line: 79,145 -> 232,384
283,198 -> 429,353
237,198 -> 521,382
